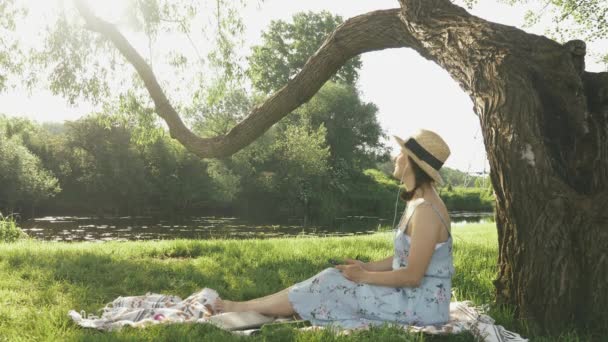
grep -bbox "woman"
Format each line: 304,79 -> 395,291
214,129 -> 454,329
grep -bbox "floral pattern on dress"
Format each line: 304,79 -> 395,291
288,199 -> 454,329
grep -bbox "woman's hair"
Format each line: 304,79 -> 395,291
399,155 -> 435,202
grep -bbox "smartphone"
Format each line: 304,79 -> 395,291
328,256 -> 370,266
328,258 -> 343,265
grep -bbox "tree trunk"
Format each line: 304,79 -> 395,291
396,0 -> 608,332
77,0 -> 608,333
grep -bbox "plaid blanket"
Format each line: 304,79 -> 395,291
69,288 -> 527,341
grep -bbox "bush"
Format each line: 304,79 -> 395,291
340,169 -> 405,219
439,186 -> 495,212
0,214 -> 28,242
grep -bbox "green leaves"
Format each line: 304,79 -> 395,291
522,0 -> 607,42
0,117 -> 61,212
0,213 -> 28,242
458,0 -> 607,68
1,0 -> 259,125
288,82 -> 388,172
273,118 -> 330,177
206,159 -> 240,203
0,0 -> 26,91
35,7 -> 113,105
247,11 -> 362,94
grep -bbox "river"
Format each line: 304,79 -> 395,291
19,212 -> 494,242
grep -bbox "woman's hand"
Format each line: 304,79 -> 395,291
344,258 -> 367,270
335,263 -> 368,283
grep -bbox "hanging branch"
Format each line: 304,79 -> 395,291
74,0 -> 421,158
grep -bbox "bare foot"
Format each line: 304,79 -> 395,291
215,298 -> 245,314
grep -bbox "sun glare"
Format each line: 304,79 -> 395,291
79,0 -> 128,23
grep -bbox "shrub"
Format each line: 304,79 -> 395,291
439,186 -> 495,211
0,214 -> 28,242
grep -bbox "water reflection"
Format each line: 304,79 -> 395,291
20,213 -> 494,242
449,211 -> 496,226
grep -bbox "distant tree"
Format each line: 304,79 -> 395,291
0,131 -> 60,215
282,82 -> 388,172
248,11 -> 362,94
270,118 -> 330,225
140,136 -> 216,213
248,12 -> 388,171
61,116 -> 151,215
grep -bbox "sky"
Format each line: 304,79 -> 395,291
2,0 -> 607,174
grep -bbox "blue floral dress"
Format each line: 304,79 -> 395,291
287,198 -> 454,329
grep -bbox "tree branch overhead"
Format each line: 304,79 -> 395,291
75,1 -> 411,158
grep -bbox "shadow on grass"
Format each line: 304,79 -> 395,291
2,241 -> 481,341
0,244 -> 374,340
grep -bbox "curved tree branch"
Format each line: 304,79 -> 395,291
75,1 -> 420,158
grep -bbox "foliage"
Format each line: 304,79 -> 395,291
55,114 -> 221,216
248,11 -> 362,94
270,118 -> 331,222
459,0 -> 608,66
139,136 -> 216,212
0,117 -> 61,214
246,11 -> 389,216
35,7 -> 112,105
271,81 -> 390,223
0,213 -> 28,242
440,186 -> 495,212
342,169 -> 405,219
187,82 -> 252,139
205,159 -> 241,204
0,113 -> 494,222
376,160 -> 492,191
509,0 -> 607,42
0,6 -> 493,222
287,82 -> 389,171
0,0 -> 261,135
0,0 -> 25,91
439,166 -> 491,189
273,119 -> 330,179
59,115 -> 152,214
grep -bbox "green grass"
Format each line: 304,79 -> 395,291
0,223 -> 592,341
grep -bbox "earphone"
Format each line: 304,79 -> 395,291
391,162 -> 407,231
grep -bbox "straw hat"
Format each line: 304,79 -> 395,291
392,129 -> 450,185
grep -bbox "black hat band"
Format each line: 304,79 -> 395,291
404,138 -> 444,171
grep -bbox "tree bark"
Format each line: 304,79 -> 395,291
76,0 -> 608,333
396,0 -> 608,332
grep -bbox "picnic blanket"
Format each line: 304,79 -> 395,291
68,288 -> 527,341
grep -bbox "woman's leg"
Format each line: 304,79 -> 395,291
216,286 -> 300,317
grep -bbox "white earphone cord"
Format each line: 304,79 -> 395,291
391,169 -> 407,230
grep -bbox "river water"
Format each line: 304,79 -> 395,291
19,212 -> 494,242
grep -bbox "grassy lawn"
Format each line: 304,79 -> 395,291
0,223 -> 590,341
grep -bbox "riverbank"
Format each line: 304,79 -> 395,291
0,223 -> 590,341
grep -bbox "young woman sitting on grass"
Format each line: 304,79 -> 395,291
214,129 -> 454,329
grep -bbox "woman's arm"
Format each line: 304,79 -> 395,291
363,268 -> 421,287
339,205 -> 443,287
360,256 -> 393,272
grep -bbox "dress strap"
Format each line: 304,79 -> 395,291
426,201 -> 452,237
399,198 -> 428,231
